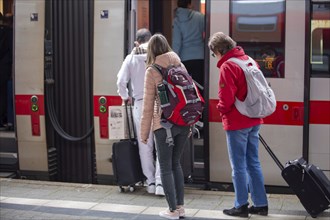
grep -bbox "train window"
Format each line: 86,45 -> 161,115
311,1 -> 330,77
230,0 -> 285,78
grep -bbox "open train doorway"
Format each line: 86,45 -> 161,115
0,0 -> 17,178
131,0 -> 208,183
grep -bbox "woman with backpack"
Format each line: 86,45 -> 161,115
140,33 -> 190,220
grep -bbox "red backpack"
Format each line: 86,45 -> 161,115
152,63 -> 204,126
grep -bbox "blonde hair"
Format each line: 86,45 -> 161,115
146,33 -> 172,66
208,32 -> 236,56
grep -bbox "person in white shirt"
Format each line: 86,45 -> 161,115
116,28 -> 164,196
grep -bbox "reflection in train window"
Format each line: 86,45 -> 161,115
230,0 -> 285,78
311,2 -> 330,77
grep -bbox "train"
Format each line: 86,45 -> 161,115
1,0 -> 329,192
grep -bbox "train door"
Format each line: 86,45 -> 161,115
92,0 -> 126,184
208,0 -> 308,187
93,0 -> 169,184
14,0 -> 50,179
307,0 -> 330,178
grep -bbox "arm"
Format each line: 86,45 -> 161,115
216,65 -> 238,115
140,68 -> 156,143
172,19 -> 182,56
116,55 -> 132,103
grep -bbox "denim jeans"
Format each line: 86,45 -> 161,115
225,125 -> 268,208
154,125 -> 190,211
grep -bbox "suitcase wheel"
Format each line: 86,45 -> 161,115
118,185 -> 135,193
119,186 -> 125,193
187,175 -> 193,184
136,181 -> 144,186
129,185 -> 135,192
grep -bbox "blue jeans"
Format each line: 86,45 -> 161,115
225,125 -> 268,208
154,125 -> 190,211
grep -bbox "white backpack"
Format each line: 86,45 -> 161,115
228,56 -> 276,118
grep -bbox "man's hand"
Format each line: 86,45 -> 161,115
122,97 -> 133,105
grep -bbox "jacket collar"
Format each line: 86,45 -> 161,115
217,46 -> 246,68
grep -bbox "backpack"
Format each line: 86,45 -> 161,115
228,56 -> 276,118
152,63 -> 204,126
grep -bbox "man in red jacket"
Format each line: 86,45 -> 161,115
208,32 -> 268,217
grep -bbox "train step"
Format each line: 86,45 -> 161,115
0,132 -> 18,178
0,131 -> 16,152
0,171 -> 17,178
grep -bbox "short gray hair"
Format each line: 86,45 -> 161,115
136,28 -> 152,44
208,32 -> 236,56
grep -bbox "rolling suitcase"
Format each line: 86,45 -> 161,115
259,134 -> 330,218
112,103 -> 145,192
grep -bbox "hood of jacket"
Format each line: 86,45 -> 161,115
217,46 -> 247,68
154,51 -> 182,68
130,42 -> 148,62
175,7 -> 194,22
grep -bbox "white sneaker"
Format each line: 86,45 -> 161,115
176,206 -> 185,218
146,183 -> 155,194
155,184 -> 165,196
159,209 -> 179,220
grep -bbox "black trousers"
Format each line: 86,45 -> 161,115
182,59 -> 204,89
0,76 -> 8,125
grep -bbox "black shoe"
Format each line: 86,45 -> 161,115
248,205 -> 268,216
4,123 -> 14,131
223,204 -> 249,217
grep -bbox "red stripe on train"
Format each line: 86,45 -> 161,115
15,95 -> 330,125
309,101 -> 330,124
209,100 -> 330,125
15,95 -> 122,116
15,95 -> 45,115
93,95 -> 122,117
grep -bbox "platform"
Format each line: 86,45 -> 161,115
0,178 -> 329,220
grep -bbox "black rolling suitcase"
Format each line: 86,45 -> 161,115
112,103 -> 145,192
259,134 -> 330,218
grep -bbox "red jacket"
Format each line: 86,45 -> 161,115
216,46 -> 262,130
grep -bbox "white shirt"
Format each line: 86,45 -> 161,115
116,43 -> 148,101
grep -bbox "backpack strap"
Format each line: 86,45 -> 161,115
151,64 -> 177,98
151,63 -> 166,78
228,56 -> 257,72
160,120 -> 174,147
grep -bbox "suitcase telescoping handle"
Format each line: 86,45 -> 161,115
259,134 -> 284,171
124,101 -> 136,139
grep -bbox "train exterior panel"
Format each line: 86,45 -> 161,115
93,0 -> 125,182
309,79 -> 330,171
14,0 -> 49,176
209,0 -> 329,185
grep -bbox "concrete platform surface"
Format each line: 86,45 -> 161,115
0,178 -> 329,220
